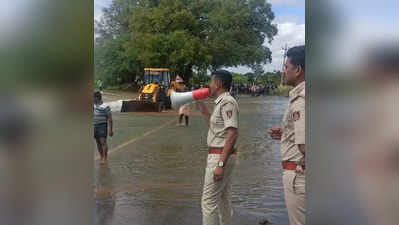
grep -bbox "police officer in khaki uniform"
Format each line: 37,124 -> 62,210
196,70 -> 239,225
268,45 -> 305,225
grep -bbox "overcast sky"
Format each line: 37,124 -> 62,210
94,0 -> 305,74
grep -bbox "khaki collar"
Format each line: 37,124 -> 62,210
214,92 -> 229,105
289,81 -> 305,101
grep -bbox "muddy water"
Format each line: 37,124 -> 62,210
94,95 -> 290,225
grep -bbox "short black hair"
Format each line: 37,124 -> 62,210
286,45 -> 305,70
94,91 -> 102,101
212,70 -> 232,90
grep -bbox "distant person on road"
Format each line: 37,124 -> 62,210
178,102 -> 190,126
94,91 -> 113,164
177,88 -> 191,126
97,80 -> 103,93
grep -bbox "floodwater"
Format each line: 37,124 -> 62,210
94,93 -> 290,225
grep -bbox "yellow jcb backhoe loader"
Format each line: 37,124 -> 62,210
121,68 -> 186,112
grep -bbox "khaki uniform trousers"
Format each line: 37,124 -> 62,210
202,154 -> 236,225
283,170 -> 305,225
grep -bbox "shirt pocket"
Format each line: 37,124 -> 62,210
211,110 -> 224,126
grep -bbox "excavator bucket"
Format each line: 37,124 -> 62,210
121,100 -> 161,112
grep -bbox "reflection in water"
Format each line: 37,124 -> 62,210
95,164 -> 115,225
95,95 -> 289,225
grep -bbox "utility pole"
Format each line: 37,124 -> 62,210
281,43 -> 288,86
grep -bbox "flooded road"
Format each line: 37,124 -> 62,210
95,94 -> 290,225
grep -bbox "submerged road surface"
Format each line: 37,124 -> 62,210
95,94 -> 290,225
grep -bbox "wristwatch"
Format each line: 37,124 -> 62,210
217,161 -> 225,168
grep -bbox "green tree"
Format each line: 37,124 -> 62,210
244,72 -> 256,84
95,0 -> 278,85
262,70 -> 282,85
190,70 -> 211,87
126,0 -> 277,81
95,37 -> 142,86
232,72 -> 248,84
95,0 -> 141,86
95,0 -> 136,42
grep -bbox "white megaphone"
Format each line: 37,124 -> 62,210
171,88 -> 210,110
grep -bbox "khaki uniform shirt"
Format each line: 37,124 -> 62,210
207,92 -> 239,148
281,81 -> 305,162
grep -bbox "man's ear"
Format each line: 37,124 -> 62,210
295,65 -> 303,77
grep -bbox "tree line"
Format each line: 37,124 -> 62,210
95,0 -> 278,87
